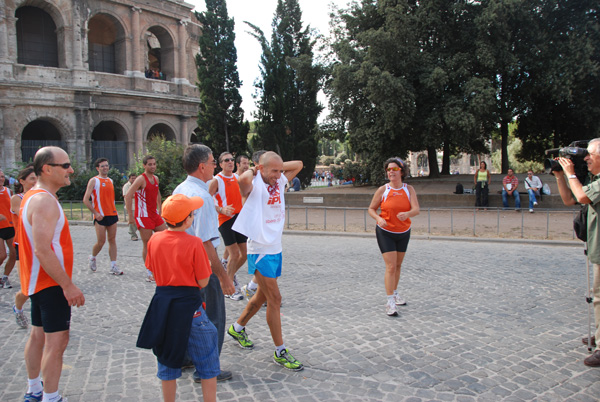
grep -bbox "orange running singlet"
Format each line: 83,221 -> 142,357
0,186 -> 13,229
379,184 -> 412,233
18,189 -> 73,296
91,176 -> 117,217
214,173 -> 243,226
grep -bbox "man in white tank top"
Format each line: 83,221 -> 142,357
228,152 -> 304,371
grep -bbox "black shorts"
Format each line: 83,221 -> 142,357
218,214 -> 247,246
0,226 -> 15,240
15,244 -> 19,261
376,226 -> 411,254
94,215 -> 118,227
30,286 -> 71,333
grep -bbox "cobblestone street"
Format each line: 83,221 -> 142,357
1,224 -> 599,401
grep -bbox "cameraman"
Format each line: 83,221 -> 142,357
555,138 -> 600,367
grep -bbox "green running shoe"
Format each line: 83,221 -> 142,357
227,325 -> 254,349
273,349 -> 304,371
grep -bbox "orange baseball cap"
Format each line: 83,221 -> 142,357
161,194 -> 204,225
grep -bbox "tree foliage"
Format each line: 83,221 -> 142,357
195,0 -> 249,156
248,0 -> 324,187
326,0 -> 600,182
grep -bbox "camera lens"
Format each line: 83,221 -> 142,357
544,158 -> 562,174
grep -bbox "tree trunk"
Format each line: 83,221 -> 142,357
441,140 -> 450,175
427,146 -> 440,178
500,117 -> 509,174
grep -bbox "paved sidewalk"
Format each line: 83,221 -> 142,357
1,226 -> 599,401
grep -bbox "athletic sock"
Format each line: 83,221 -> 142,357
393,290 -> 398,296
110,261 -> 117,268
42,390 -> 60,402
14,305 -> 23,314
247,280 -> 258,291
275,344 -> 287,356
387,295 -> 395,305
233,322 -> 244,333
89,255 -> 96,261
28,376 -> 43,394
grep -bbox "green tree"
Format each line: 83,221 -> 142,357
195,0 -> 249,156
247,0 -> 323,187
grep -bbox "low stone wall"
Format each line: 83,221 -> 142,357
286,192 -> 574,209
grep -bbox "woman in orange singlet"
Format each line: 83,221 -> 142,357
368,158 -> 420,317
9,166 -> 37,328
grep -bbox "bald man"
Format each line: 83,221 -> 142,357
227,152 -> 305,371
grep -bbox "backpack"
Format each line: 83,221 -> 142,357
454,183 -> 464,194
573,204 -> 588,242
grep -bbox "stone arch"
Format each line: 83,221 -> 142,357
91,120 -> 129,172
15,5 -> 59,67
190,128 -> 203,144
143,25 -> 176,81
147,122 -> 176,142
87,12 -> 128,74
20,118 -> 68,163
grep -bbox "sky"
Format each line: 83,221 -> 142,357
186,0 -> 350,121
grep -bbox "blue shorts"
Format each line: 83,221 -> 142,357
156,308 -> 220,381
248,253 -> 282,278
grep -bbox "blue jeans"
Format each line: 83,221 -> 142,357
502,190 -> 521,209
527,189 -> 540,209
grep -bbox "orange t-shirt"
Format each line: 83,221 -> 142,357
379,183 -> 412,233
11,193 -> 23,245
145,230 -> 212,287
91,176 -> 117,217
0,186 -> 13,229
214,173 -> 243,226
19,189 -> 73,296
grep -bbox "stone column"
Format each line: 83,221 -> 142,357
129,6 -> 144,77
176,20 -> 190,85
72,4 -> 83,69
132,111 -> 145,158
1,105 -> 16,168
179,115 -> 189,146
0,9 -> 8,61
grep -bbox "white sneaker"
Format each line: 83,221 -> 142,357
221,258 -> 228,269
110,264 -> 124,275
386,302 -> 398,316
533,201 -> 538,206
242,284 -> 256,300
394,293 -> 406,306
229,290 -> 244,301
89,257 -> 97,272
529,208 -> 534,213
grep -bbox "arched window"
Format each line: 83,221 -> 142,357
16,6 -> 59,67
21,120 -> 66,163
144,26 -> 175,81
148,123 -> 176,142
88,14 -> 126,74
91,122 -> 129,172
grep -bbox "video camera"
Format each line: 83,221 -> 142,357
544,140 -> 589,183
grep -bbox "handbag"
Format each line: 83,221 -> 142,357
573,204 -> 588,242
542,183 -> 551,195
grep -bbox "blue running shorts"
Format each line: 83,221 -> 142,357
248,253 -> 282,278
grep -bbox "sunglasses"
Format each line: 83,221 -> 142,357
47,163 -> 72,169
222,158 -> 234,163
386,167 -> 401,172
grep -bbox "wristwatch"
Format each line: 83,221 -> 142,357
568,174 -> 577,180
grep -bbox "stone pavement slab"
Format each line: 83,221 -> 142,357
1,225 -> 599,401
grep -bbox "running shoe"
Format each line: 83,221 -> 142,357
3,277 -> 12,289
394,293 -> 406,306
0,276 -> 4,288
110,264 -> 124,275
13,305 -> 28,329
273,349 -> 304,371
242,284 -> 256,300
227,325 -> 254,349
229,290 -> 244,301
23,391 -> 43,402
145,274 -> 155,282
386,302 -> 398,316
221,258 -> 228,269
89,257 -> 97,272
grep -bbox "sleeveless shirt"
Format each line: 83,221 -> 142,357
214,172 -> 243,226
135,173 -> 160,218
91,176 -> 117,217
379,183 -> 412,233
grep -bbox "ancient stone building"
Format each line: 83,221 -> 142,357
0,0 -> 202,172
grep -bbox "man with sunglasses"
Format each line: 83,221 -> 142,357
83,158 -> 122,275
209,152 -> 247,301
173,144 -> 235,382
18,146 -> 85,402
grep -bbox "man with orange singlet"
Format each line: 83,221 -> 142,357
0,169 -> 17,289
125,155 -> 167,282
18,146 -> 85,402
83,158 -> 122,275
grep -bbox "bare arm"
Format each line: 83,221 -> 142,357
10,195 -> 22,217
125,176 -> 145,223
283,160 -> 303,183
558,157 -> 590,204
202,240 -> 235,295
197,276 -> 210,288
368,186 -> 387,227
238,168 -> 256,198
82,178 -> 102,221
397,185 -> 420,221
29,194 -> 84,307
208,178 -> 218,196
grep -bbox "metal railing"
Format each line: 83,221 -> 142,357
285,205 -> 580,241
